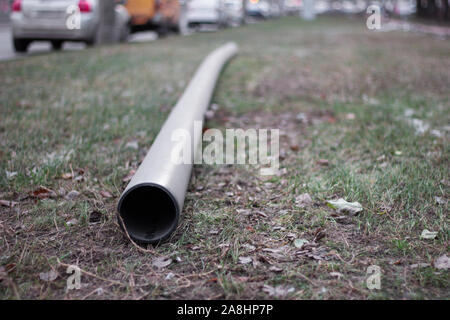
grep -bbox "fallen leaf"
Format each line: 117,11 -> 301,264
5,170 -> 18,180
296,112 -> 308,123
58,187 -> 66,196
326,198 -> 363,215
313,228 -> 326,242
152,257 -> 172,269
262,284 -> 294,298
100,190 -> 112,198
0,200 -> 18,208
434,255 -> 450,270
409,263 -> 431,269
125,141 -> 139,150
39,270 -> 58,282
242,244 -> 256,252
345,113 -> 356,120
434,196 -> 445,205
420,229 -> 438,240
316,159 -> 329,166
236,209 -> 251,216
295,243 -> 329,261
31,186 -> 57,199
295,193 -> 313,208
5,263 -> 16,273
61,172 -> 74,180
123,170 -> 136,182
165,272 -> 175,280
255,211 -> 267,218
66,218 -> 78,226
329,272 -> 343,279
294,239 -> 308,249
269,266 -> 283,273
238,256 -> 252,265
65,190 -> 80,200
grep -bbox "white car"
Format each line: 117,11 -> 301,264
223,0 -> 244,26
10,0 -> 130,53
284,0 -> 302,15
186,0 -> 227,28
246,0 -> 271,19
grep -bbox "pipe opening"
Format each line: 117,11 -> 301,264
118,185 -> 179,244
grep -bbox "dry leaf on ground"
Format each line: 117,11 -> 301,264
100,190 -> 113,198
262,284 -> 295,298
31,186 -> 57,199
239,256 -> 252,265
39,270 -> 58,282
295,193 -> 313,208
420,229 -> 438,240
152,257 -> 172,269
434,255 -> 449,270
327,198 -> 363,215
0,200 -> 18,208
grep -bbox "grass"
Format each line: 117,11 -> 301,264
0,15 -> 449,299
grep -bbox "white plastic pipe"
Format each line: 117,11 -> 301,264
118,42 -> 238,244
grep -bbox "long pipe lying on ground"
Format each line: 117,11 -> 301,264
118,42 -> 238,244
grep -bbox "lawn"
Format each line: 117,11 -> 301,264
0,15 -> 448,299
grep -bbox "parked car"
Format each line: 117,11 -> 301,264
125,0 -> 188,36
223,0 -> 244,26
269,0 -> 282,17
245,0 -> 271,18
284,0 -> 302,15
10,0 -> 131,53
186,0 -> 227,28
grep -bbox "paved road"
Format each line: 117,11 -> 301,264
0,23 -> 157,61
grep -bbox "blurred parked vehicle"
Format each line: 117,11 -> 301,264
385,0 -> 416,16
186,0 -> 227,28
223,0 -> 244,26
314,0 -> 330,14
125,0 -> 187,35
11,0 -> 131,53
269,0 -> 282,17
341,0 -> 356,13
246,0 -> 271,18
284,0 -> 302,15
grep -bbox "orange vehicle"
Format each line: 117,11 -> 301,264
125,0 -> 187,35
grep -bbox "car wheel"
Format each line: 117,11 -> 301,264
51,40 -> 63,51
13,38 -> 30,53
119,23 -> 131,43
156,25 -> 169,38
86,28 -> 99,47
